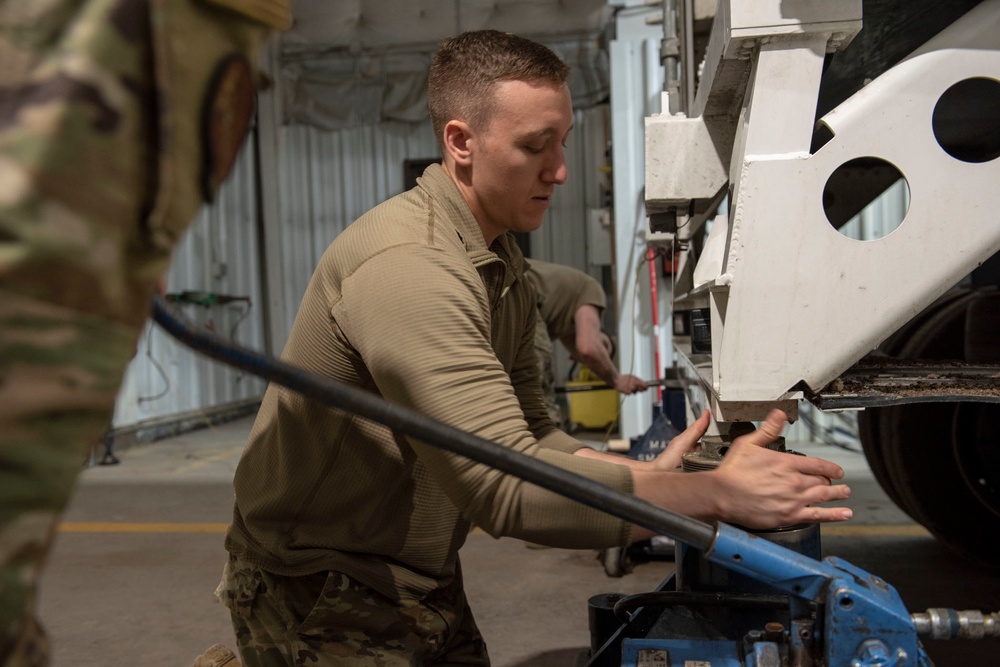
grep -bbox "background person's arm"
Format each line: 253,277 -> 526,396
562,304 -> 648,394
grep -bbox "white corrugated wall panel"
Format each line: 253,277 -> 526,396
111,138 -> 268,428
109,105 -> 620,430
273,121 -> 440,331
271,110 -> 611,390
279,107 -> 609,286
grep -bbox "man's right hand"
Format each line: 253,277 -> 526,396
629,409 -> 852,542
710,409 -> 853,529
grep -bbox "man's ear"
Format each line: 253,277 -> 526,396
443,120 -> 474,167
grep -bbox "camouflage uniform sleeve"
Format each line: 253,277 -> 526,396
0,0 -> 287,663
0,0 -> 286,325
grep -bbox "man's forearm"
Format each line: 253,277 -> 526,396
573,445 -> 643,469
568,305 -> 620,386
578,350 -> 619,387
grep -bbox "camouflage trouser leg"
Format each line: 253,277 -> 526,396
532,315 -> 563,428
0,292 -> 137,667
216,555 -> 490,667
0,0 -> 278,662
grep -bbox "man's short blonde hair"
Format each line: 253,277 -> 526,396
427,30 -> 570,148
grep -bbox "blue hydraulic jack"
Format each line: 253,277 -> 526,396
589,522 -> 939,666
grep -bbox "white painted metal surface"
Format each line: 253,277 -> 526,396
716,2 -> 1000,414
648,0 -> 1000,422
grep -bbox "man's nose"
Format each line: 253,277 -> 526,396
545,149 -> 568,184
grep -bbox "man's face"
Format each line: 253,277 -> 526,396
466,79 -> 573,244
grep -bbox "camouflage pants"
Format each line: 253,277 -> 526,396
0,292 -> 138,667
0,0 -> 276,662
533,313 -> 564,428
217,555 -> 490,666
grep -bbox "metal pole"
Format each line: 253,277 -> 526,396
661,0 -> 681,113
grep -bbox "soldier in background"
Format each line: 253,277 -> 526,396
0,1 -> 288,663
525,259 -> 649,427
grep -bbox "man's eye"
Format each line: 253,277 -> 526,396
525,145 -> 544,154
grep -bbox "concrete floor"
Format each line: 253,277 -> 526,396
37,415 -> 1000,666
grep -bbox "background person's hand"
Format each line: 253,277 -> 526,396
614,374 -> 649,395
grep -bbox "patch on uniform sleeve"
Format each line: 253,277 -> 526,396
200,54 -> 255,203
203,0 -> 293,30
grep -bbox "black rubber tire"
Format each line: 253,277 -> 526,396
865,289 -> 1000,566
858,407 -> 908,513
878,402 -> 957,530
877,401 -> 1000,567
877,292 -> 977,524
858,289 -> 974,514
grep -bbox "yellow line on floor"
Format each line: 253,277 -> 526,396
58,522 -> 228,533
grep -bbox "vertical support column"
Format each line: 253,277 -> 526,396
610,8 -> 665,438
712,35 -> 831,415
732,36 -> 829,165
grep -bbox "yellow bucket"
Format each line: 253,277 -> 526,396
565,368 -> 619,430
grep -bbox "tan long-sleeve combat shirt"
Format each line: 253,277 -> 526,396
526,259 -> 608,341
225,164 -> 633,602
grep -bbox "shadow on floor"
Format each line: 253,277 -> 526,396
502,647 -> 590,667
